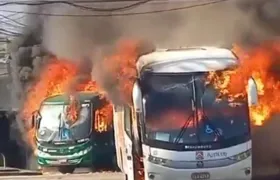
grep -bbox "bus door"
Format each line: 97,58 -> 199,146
124,106 -> 135,180
113,106 -> 124,171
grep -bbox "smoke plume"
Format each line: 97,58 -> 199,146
37,0 -> 249,102
38,0 -> 186,102
235,0 -> 280,176
236,0 -> 280,47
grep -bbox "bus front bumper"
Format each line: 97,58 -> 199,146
144,156 -> 252,180
37,151 -> 92,167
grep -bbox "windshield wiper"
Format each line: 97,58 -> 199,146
174,76 -> 200,144
174,96 -> 196,144
199,77 -> 224,140
44,131 -> 58,143
174,112 -> 194,144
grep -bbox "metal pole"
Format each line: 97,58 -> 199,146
0,153 -> 6,167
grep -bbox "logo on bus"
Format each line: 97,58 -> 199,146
196,161 -> 204,168
195,151 -> 204,160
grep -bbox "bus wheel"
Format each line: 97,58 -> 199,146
112,155 -> 118,170
90,166 -> 96,173
58,166 -> 75,174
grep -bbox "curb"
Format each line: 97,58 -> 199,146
0,167 -> 42,176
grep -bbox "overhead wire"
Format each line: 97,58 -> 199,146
0,14 -> 26,28
0,12 -> 26,30
0,0 -> 230,17
0,12 -> 19,18
0,14 -> 27,27
0,0 -> 124,1
0,13 -> 26,20
0,13 -> 26,38
0,0 -> 160,4
0,12 -> 21,23
9,15 -> 26,21
0,20 -> 24,29
0,0 -> 152,12
0,28 -> 23,35
0,31 -> 22,37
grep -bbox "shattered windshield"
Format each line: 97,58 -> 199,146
36,104 -> 92,142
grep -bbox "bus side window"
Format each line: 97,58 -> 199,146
124,106 -> 132,138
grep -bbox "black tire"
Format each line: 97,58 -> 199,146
90,166 -> 96,173
125,174 -> 128,180
112,154 -> 118,171
58,166 -> 75,174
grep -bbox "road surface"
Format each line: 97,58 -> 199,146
0,173 -> 279,180
0,173 -> 125,180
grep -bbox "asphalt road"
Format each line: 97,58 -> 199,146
0,173 -> 279,180
0,173 -> 125,180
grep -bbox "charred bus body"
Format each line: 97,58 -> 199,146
114,47 -> 258,180
31,92 -> 116,173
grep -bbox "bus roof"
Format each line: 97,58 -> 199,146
42,92 -> 100,105
136,47 -> 238,74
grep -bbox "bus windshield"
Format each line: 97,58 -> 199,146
36,104 -> 92,142
142,73 -> 250,148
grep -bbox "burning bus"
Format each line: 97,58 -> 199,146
113,47 -> 258,180
30,92 -> 116,173
17,56 -> 120,173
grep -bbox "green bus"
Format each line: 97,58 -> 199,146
31,92 -> 116,173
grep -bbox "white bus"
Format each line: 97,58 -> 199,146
113,47 -> 258,180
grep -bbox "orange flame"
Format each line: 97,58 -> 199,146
207,42 -> 280,126
22,58 -> 113,148
22,58 -> 77,121
65,95 -> 80,124
100,40 -> 140,104
95,102 -> 113,132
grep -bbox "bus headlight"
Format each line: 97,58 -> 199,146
73,146 -> 92,157
148,155 -> 169,165
35,149 -> 49,157
228,149 -> 251,161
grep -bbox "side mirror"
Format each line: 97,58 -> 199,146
31,110 -> 40,128
132,82 -> 143,112
31,115 -> 35,128
247,78 -> 258,107
142,98 -> 146,118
